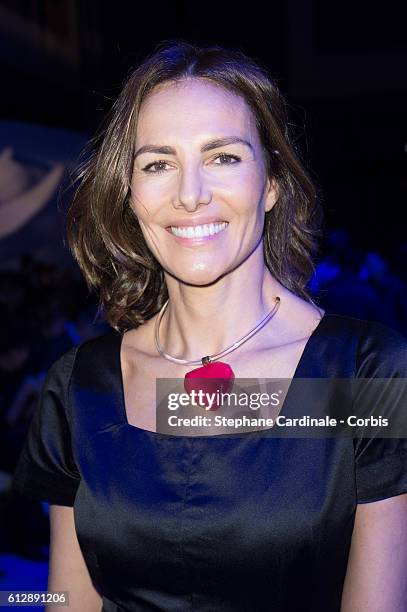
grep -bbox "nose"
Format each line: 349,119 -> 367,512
171,165 -> 212,212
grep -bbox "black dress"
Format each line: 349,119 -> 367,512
11,313 -> 407,612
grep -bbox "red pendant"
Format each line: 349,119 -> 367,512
184,361 -> 235,411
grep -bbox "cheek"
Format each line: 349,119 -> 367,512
132,217 -> 163,260
227,187 -> 266,220
129,184 -> 161,221
223,164 -> 265,203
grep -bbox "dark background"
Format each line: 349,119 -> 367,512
0,0 -> 406,257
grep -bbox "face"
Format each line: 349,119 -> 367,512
130,78 -> 279,286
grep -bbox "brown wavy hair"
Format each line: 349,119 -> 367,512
66,40 -> 324,333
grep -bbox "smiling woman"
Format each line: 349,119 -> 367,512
11,40 -> 407,612
65,41 -> 321,332
129,77 -> 283,290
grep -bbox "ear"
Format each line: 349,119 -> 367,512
264,177 -> 279,213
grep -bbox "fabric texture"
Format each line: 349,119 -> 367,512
11,313 -> 407,611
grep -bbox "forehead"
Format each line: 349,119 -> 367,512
135,78 -> 258,142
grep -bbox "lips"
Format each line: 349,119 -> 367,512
165,221 -> 229,243
173,221 -> 227,236
165,216 -> 228,229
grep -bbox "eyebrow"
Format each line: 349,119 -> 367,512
133,136 -> 254,160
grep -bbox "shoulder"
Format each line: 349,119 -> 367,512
46,330 -> 122,384
352,317 -> 407,377
75,329 -> 122,355
317,313 -> 407,377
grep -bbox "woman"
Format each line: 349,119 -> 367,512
12,41 -> 407,611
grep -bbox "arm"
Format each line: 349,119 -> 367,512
340,493 -> 407,612
46,505 -> 102,612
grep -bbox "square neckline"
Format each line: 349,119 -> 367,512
115,312 -> 330,438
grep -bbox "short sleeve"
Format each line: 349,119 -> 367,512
11,346 -> 81,506
353,320 -> 407,503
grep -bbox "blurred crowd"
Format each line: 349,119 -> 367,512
0,228 -> 407,560
310,229 -> 407,336
0,254 -> 108,560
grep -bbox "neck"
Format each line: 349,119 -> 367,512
158,248 -> 285,362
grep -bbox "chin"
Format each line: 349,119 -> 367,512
166,264 -> 227,287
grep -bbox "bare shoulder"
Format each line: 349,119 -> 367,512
120,287 -> 325,378
120,315 -> 175,380
121,316 -> 158,357
267,285 -> 325,349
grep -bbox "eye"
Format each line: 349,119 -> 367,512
213,153 -> 241,165
141,160 -> 171,174
141,152 -> 241,175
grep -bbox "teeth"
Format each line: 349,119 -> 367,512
170,222 -> 228,238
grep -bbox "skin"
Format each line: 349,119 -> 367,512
130,77 -> 314,360
340,494 -> 407,611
